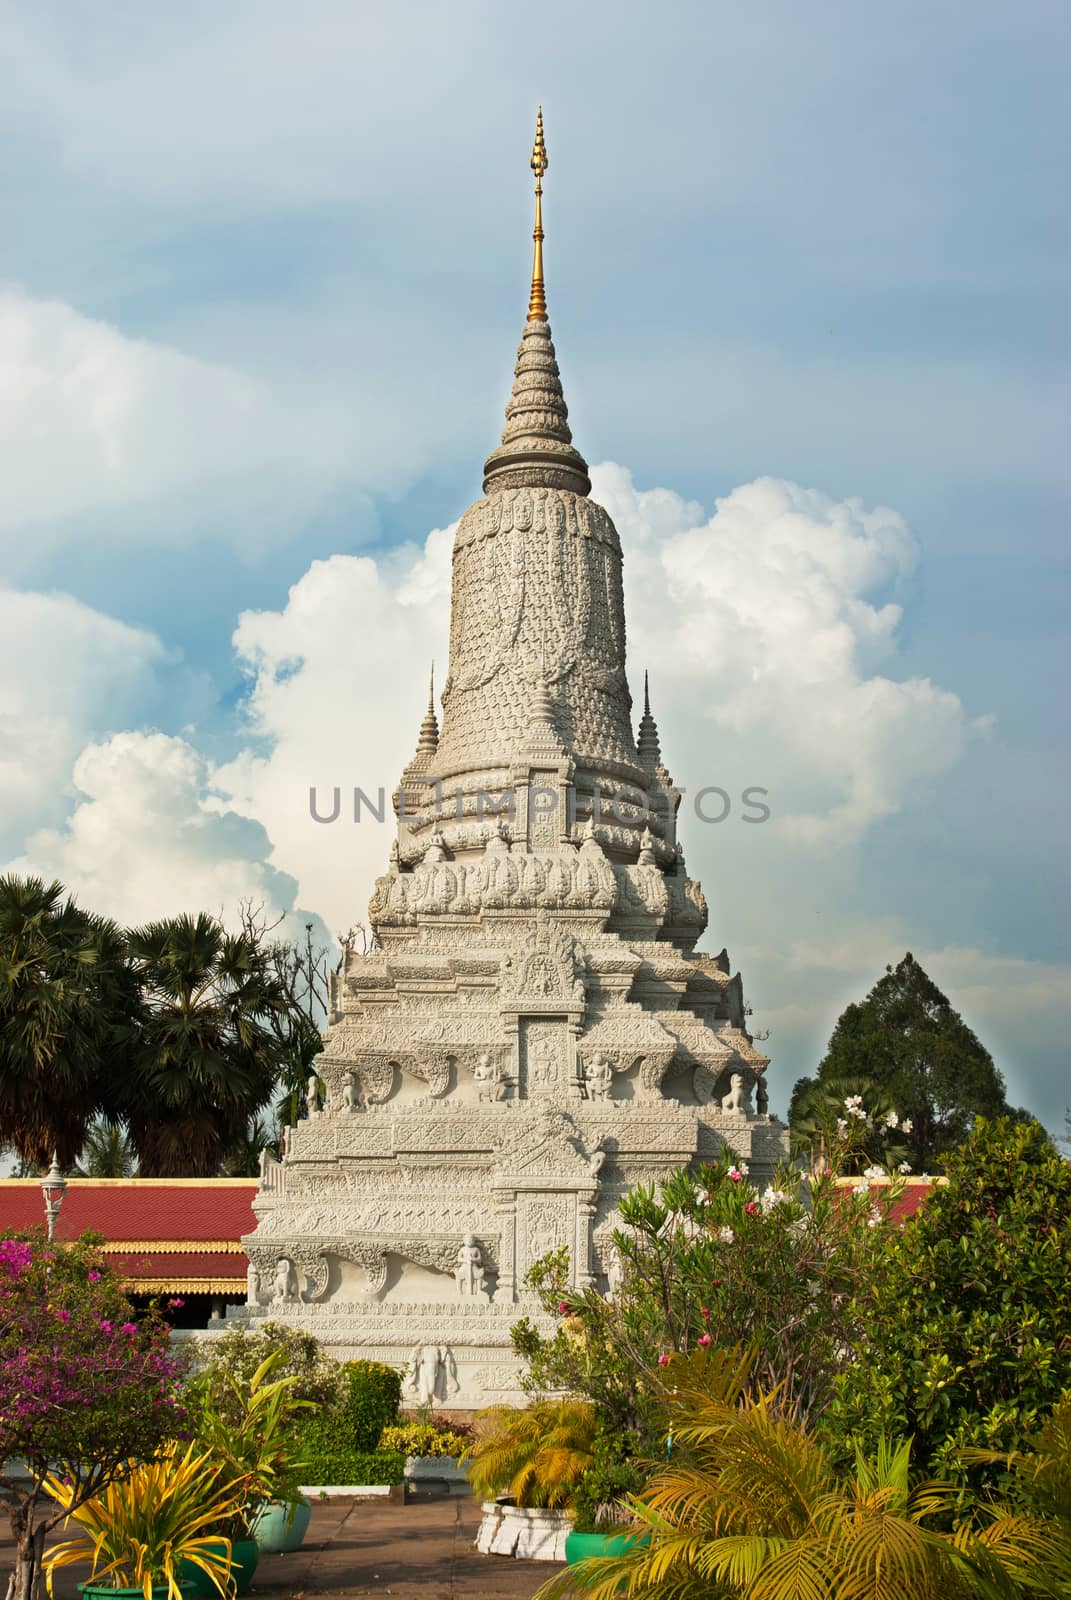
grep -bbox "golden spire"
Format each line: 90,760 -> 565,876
528,106 -> 548,321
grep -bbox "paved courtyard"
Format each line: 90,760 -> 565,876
8,1496 -> 561,1600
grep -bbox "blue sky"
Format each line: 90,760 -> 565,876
1,1 -> 1067,1131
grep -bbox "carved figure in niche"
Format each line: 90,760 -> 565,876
604,1247 -> 623,1302
271,1257 -> 300,1305
723,1072 -> 754,1118
406,1344 -> 460,1407
306,1074 -> 320,1118
246,1264 -> 261,1307
455,1234 -> 489,1301
474,1052 -> 507,1102
584,1054 -> 614,1101
529,1035 -> 558,1091
278,1126 -> 288,1159
636,826 -> 658,867
342,1072 -> 363,1113
756,1075 -> 769,1115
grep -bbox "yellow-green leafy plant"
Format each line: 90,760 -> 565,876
43,1441 -> 247,1600
537,1349 -> 1062,1600
462,1399 -> 597,1509
187,1352 -> 315,1533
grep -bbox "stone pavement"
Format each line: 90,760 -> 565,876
8,1496 -> 563,1600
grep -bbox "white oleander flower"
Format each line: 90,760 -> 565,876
717,1225 -> 735,1245
901,1118 -> 914,1134
883,1110 -> 899,1130
863,1164 -> 886,1180
897,1160 -> 912,1174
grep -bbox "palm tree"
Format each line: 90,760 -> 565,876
0,875 -> 138,1168
463,1399 -> 598,1509
538,1349 -> 1060,1600
76,1116 -> 137,1177
219,1116 -> 275,1177
123,913 -> 293,1177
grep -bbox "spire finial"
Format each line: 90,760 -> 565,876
644,669 -> 651,717
528,107 -> 548,321
427,661 -> 436,715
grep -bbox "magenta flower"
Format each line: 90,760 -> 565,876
55,1308 -> 71,1323
727,1167 -> 744,1183
166,1297 -> 185,1309
121,1322 -> 137,1335
87,1270 -> 102,1283
658,1353 -> 670,1367
99,1319 -> 113,1334
745,1200 -> 760,1217
698,1333 -> 712,1348
701,1306 -> 710,1322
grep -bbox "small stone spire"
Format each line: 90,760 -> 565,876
637,670 -> 673,789
416,664 -> 439,757
521,652 -> 567,757
482,111 -> 590,497
401,666 -> 439,785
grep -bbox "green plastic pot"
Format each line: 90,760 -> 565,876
178,1538 -> 259,1598
80,1587 -> 193,1600
249,1496 -> 312,1553
564,1529 -> 648,1564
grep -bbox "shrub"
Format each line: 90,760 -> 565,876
190,1321 -> 343,1420
826,1117 -> 1071,1486
302,1448 -> 405,1487
380,1422 -> 472,1459
462,1400 -> 597,1509
302,1360 -> 402,1483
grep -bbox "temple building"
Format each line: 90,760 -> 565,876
230,112 -> 791,1405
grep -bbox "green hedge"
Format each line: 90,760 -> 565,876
302,1359 -> 403,1484
302,1448 -> 405,1487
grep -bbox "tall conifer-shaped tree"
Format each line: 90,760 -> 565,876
790,952 -> 1012,1170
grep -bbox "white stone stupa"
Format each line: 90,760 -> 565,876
238,111 -> 789,1406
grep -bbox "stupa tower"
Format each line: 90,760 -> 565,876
239,114 -> 787,1405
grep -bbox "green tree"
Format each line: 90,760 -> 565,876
794,952 -> 1011,1170
76,1116 -> 137,1177
124,913 -> 292,1177
826,1117 -> 1071,1487
0,876 -> 139,1169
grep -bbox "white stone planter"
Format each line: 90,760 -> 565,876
403,1454 -> 471,1495
475,1502 -> 571,1561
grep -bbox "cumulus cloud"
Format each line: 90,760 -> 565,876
597,464 -> 991,840
9,729 -> 324,939
0,587 -> 171,853
0,288 -> 348,566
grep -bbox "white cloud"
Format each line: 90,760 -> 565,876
8,729 -> 324,939
0,587 -> 170,852
598,465 -> 991,839
0,288 -> 348,565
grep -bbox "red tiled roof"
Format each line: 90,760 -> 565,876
0,1179 -> 256,1291
0,1178 -> 257,1241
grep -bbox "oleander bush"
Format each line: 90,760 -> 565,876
302,1448 -> 405,1487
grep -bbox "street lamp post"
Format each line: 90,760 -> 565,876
40,1154 -> 67,1243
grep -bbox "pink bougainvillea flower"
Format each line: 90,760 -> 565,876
87,1270 -> 102,1282
98,1319 -> 113,1334
745,1200 -> 760,1216
698,1333 -> 712,1348
121,1322 -> 137,1335
166,1297 -> 185,1309
55,1308 -> 70,1323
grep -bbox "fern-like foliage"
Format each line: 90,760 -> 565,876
462,1399 -> 597,1508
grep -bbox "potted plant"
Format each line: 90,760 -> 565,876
563,1446 -> 646,1565
43,1442 -> 247,1600
185,1354 -> 315,1591
463,1400 -> 596,1561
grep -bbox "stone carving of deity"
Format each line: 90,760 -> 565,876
474,1052 -> 507,1102
604,1247 -> 623,1302
529,1036 -> 558,1091
756,1074 -> 769,1115
724,1072 -> 754,1118
588,1138 -> 609,1183
455,1234 -> 489,1301
584,1054 -> 614,1102
246,1264 -> 261,1307
306,1074 -> 320,1118
271,1257 -> 300,1305
405,1344 -> 460,1407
